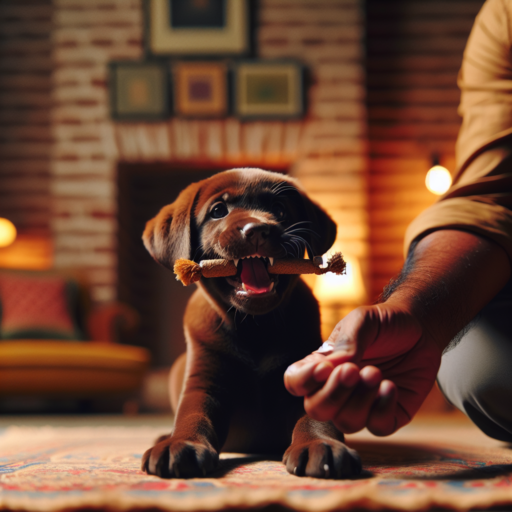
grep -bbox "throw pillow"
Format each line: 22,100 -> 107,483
0,272 -> 83,340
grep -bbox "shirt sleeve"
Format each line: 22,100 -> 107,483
404,0 -> 512,260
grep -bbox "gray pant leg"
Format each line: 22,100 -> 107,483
437,279 -> 512,442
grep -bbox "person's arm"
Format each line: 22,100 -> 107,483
285,228 -> 511,436
285,0 -> 512,436
386,228 -> 511,352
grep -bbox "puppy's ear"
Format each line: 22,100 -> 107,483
142,183 -> 201,270
298,192 -> 337,258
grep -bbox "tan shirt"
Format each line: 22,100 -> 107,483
404,0 -> 512,259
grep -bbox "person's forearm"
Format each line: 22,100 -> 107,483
384,229 -> 511,352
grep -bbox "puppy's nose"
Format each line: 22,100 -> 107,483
242,223 -> 270,244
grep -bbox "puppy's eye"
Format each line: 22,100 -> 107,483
271,202 -> 286,220
210,202 -> 229,219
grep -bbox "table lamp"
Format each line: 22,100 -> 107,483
0,218 -> 16,248
314,254 -> 367,339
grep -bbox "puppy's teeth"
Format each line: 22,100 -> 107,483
269,282 -> 274,291
269,257 -> 274,266
242,283 -> 247,291
233,259 -> 239,267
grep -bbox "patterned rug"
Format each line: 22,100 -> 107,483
2,418 -> 512,511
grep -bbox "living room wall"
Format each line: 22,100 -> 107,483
0,0 -> 487,305
0,0 -> 53,238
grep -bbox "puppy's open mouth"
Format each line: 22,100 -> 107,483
226,256 -> 277,296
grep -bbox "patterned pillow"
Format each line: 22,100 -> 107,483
0,272 -> 84,340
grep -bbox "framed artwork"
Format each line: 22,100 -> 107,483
146,0 -> 250,56
173,62 -> 228,117
233,62 -> 304,119
109,61 -> 170,121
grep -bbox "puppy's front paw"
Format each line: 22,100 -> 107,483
141,436 -> 218,478
283,439 -> 361,479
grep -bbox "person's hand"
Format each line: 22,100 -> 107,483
285,230 -> 511,436
284,303 -> 442,436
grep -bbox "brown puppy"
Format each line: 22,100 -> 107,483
141,168 -> 361,479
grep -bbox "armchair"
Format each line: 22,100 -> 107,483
0,269 -> 150,399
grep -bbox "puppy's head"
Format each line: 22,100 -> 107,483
143,168 -> 336,315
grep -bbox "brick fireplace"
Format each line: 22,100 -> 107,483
50,0 -> 369,306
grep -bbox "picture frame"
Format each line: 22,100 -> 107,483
146,0 -> 251,56
109,61 -> 170,121
233,61 -> 305,119
173,61 -> 228,117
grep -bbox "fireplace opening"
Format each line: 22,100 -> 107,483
117,163 -> 220,368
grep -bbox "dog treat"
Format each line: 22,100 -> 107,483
174,252 -> 346,286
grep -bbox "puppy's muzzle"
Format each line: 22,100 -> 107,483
223,222 -> 279,297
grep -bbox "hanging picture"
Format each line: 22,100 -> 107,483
147,0 -> 250,56
109,61 -> 170,121
173,62 -> 228,117
233,61 -> 304,119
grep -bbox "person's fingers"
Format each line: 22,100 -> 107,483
303,363 -> 361,422
366,380 -> 398,436
325,307 -> 381,368
284,353 -> 334,397
331,366 -> 382,434
285,306 -> 383,399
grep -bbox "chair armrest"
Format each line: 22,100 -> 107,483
87,302 -> 140,344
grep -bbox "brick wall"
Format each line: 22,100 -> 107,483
50,0 -> 369,303
366,0 -> 484,300
261,0 -> 369,276
51,0 -> 142,301
0,0 -> 53,237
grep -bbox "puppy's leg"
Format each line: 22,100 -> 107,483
142,349 -> 233,479
283,416 -> 362,479
169,352 -> 187,413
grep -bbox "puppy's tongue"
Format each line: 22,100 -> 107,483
240,258 -> 271,294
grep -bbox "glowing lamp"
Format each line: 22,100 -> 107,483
0,217 -> 16,247
426,165 -> 452,195
314,255 -> 366,306
0,218 -> 16,248
314,254 -> 367,337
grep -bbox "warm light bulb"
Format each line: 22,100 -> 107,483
425,165 -> 452,195
0,218 -> 17,247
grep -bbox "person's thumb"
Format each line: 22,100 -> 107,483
325,306 -> 381,367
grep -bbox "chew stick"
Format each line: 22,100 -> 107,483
174,252 -> 346,286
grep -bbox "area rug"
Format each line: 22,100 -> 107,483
2,421 -> 512,512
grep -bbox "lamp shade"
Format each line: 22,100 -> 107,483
0,218 -> 16,248
314,255 -> 366,305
